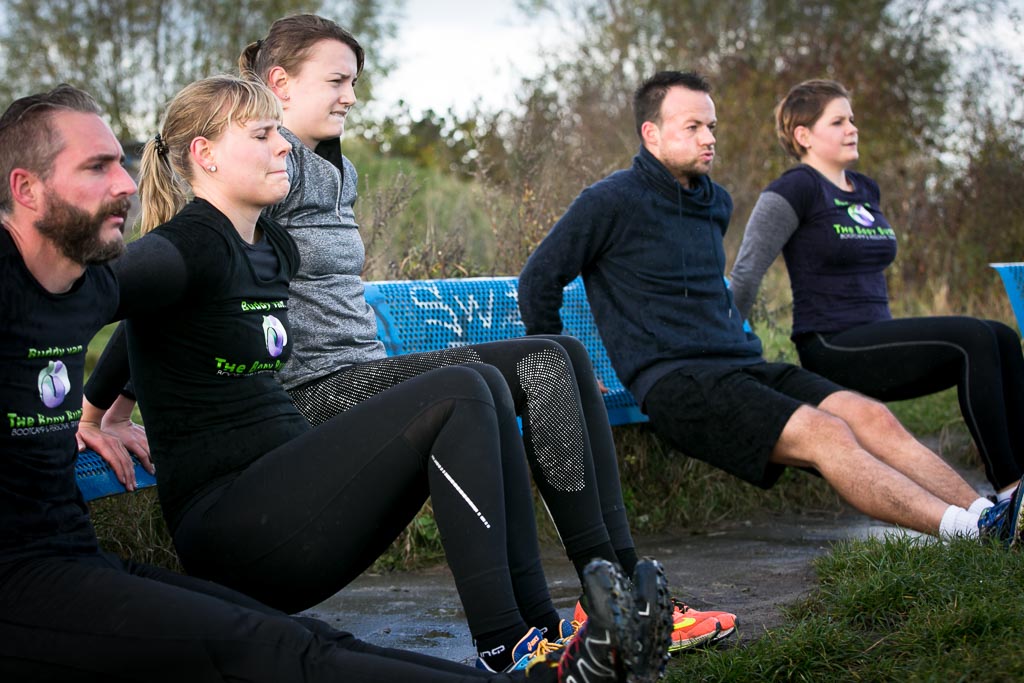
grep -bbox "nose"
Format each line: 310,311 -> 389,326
340,82 -> 357,107
272,128 -> 292,156
700,127 -> 716,146
113,164 -> 137,197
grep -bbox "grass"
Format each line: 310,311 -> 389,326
664,535 -> 1024,681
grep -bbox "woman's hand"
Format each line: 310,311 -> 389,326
76,395 -> 153,491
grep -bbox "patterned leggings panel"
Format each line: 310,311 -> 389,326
288,335 -> 635,555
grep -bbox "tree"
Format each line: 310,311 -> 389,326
494,0 -> 1024,302
0,0 -> 402,139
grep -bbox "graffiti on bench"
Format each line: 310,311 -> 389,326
398,281 -> 525,347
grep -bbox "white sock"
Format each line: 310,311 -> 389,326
939,505 -> 980,539
997,486 -> 1017,503
968,497 -> 994,516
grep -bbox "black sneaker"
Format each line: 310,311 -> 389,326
627,560 -> 673,682
527,559 -> 634,682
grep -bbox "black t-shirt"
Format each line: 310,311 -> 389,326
0,228 -> 118,562
109,199 -> 310,530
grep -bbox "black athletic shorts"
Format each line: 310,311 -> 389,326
643,362 -> 842,488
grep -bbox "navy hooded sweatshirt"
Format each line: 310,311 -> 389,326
518,146 -> 764,406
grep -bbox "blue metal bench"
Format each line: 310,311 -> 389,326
75,448 -> 157,502
363,276 -> 647,427
992,262 -> 1024,333
75,276 -> 644,502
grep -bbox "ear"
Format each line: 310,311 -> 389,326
267,65 -> 290,103
794,125 -> 812,153
8,168 -> 43,212
189,136 -> 216,173
640,120 -> 660,151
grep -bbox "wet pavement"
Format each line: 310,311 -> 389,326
300,511 -> 908,665
301,441 -> 988,665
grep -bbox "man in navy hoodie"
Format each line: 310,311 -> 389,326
519,70 -> 1024,545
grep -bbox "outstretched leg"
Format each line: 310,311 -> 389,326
0,553 -> 513,682
817,391 -> 982,509
175,366 -> 545,664
773,402 -> 954,534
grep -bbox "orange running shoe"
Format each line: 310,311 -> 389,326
577,595 -> 724,652
671,598 -> 738,644
668,606 -> 720,652
572,599 -> 588,626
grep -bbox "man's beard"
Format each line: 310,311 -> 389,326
663,155 -> 712,185
35,192 -> 130,265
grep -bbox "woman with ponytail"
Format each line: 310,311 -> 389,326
235,14 -> 732,653
81,74 -> 666,678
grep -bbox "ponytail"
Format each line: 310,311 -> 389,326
138,136 -> 190,233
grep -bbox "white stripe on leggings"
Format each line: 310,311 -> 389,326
430,455 -> 491,529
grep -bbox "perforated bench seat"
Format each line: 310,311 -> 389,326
74,448 -> 156,502
363,276 -> 646,427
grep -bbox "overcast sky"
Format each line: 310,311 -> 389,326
368,0 -> 563,118
366,0 -> 1023,122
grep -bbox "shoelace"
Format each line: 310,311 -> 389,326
531,637 -> 564,659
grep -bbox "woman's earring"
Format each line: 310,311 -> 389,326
208,165 -> 218,173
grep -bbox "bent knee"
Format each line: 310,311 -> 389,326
987,319 -> 1022,348
427,364 -> 497,402
775,404 -> 859,468
821,390 -> 901,430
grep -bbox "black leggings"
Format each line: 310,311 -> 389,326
0,552 -> 522,682
289,335 -> 636,568
173,365 -> 555,643
796,316 -> 1024,489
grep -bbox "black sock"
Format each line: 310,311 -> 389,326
476,622 -> 529,672
534,610 -> 564,641
616,547 -> 640,580
570,542 -> 620,583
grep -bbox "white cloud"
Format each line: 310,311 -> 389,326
367,0 -> 560,118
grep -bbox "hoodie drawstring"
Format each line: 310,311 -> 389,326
677,184 -> 689,297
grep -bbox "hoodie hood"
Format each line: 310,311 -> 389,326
634,145 -> 719,208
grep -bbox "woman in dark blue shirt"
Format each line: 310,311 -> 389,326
730,79 -> 1024,500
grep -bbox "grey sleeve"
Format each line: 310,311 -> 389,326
729,191 -> 799,320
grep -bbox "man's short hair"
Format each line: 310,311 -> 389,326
633,71 -> 712,139
0,85 -> 102,214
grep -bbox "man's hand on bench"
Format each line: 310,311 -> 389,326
77,395 -> 154,492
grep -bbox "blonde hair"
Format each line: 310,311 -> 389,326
138,75 -> 282,233
238,14 -> 364,84
775,80 -> 851,161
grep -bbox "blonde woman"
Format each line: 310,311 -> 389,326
80,75 -> 666,679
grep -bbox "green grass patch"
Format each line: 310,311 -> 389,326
887,388 -> 963,440
665,535 -> 1024,681
89,488 -> 181,571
